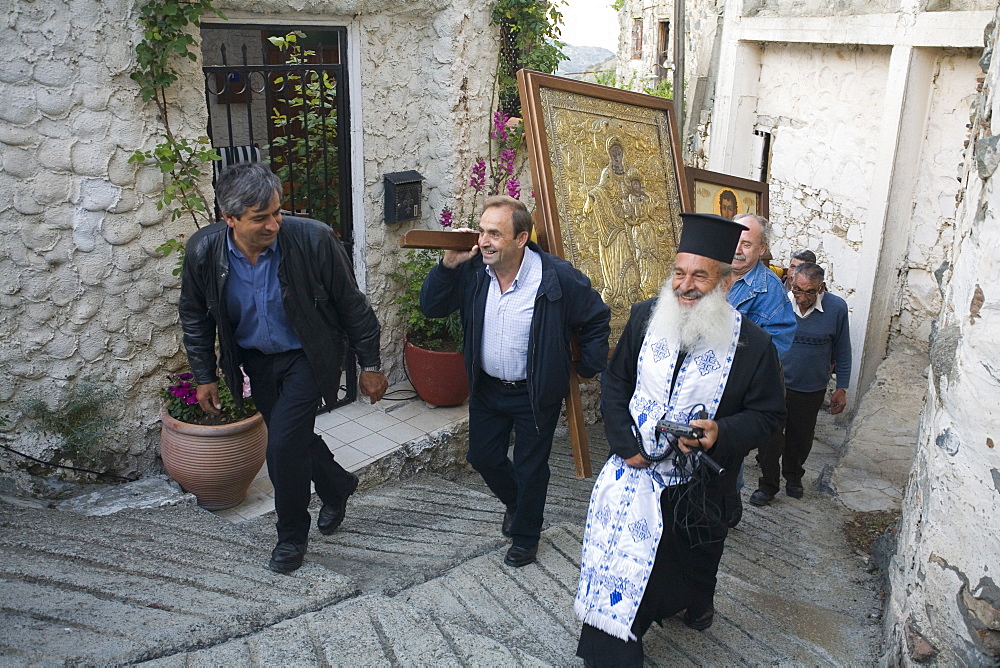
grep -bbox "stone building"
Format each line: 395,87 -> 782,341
617,0 -> 992,395
883,9 -> 1000,663
615,0 -> 999,662
0,0 -> 498,481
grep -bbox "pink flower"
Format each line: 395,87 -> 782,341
184,395 -> 199,405
499,148 -> 516,176
470,159 -> 486,193
491,110 -> 510,142
438,207 -> 455,228
506,178 -> 521,200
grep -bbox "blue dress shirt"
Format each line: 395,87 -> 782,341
480,247 -> 542,381
727,261 -> 796,355
225,232 -> 303,354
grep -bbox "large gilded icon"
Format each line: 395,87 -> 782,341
517,71 -> 689,344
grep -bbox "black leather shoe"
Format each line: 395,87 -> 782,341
318,472 -> 360,535
786,484 -> 804,499
501,506 -> 515,538
749,489 -> 774,506
683,604 -> 714,631
726,494 -> 743,529
504,544 -> 537,567
269,541 -> 306,574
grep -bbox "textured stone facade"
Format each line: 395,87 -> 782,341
754,42 -> 889,298
892,51 -> 981,345
882,10 -> 1000,664
616,0 -> 988,398
0,0 -> 497,485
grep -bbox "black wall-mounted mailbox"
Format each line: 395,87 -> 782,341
383,171 -> 424,224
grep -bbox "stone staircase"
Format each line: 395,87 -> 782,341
0,424 -> 884,666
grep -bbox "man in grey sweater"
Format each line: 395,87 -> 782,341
750,262 -> 852,505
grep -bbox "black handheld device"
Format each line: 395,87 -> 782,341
641,408 -> 725,475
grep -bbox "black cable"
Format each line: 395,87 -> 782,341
0,442 -> 136,482
379,388 -> 419,401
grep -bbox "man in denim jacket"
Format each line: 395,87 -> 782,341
728,214 -> 796,355
724,213 -> 795,526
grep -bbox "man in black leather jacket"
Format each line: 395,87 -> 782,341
179,163 -> 388,573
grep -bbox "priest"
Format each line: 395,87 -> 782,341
575,213 -> 786,666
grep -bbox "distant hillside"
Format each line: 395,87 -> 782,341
557,45 -> 616,78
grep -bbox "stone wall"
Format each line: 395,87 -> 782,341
744,0 -> 901,16
882,11 -> 1000,665
0,0 -> 497,488
754,42 -> 889,297
891,51 -> 980,346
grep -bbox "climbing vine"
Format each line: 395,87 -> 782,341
128,0 -> 225,231
492,0 -> 568,116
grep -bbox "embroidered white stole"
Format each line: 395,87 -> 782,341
574,308 -> 741,641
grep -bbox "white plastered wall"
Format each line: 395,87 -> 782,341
753,42 -> 889,302
706,2 -> 990,402
0,0 -> 496,482
883,10 -> 1000,663
892,50 -> 981,345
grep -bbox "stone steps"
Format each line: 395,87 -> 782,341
0,422 -> 884,666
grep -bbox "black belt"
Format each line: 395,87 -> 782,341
483,373 -> 526,388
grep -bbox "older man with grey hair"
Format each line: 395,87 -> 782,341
722,213 -> 796,527
729,214 -> 796,355
751,261 -> 852,505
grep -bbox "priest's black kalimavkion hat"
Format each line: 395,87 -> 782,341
677,212 -> 749,264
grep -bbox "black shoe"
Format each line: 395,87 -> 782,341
504,544 -> 537,567
318,472 -> 360,535
726,494 -> 743,529
501,506 -> 515,538
786,483 -> 804,499
269,541 -> 306,574
683,604 -> 714,631
749,489 -> 774,506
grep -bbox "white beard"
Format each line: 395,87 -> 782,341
647,280 -> 735,352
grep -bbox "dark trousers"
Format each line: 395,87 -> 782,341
577,482 -> 727,667
467,373 -> 561,548
241,349 -> 355,546
757,388 -> 826,495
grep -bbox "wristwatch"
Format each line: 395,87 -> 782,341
361,365 -> 382,373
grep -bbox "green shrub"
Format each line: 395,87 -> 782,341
390,250 -> 464,352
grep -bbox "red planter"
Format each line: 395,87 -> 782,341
404,336 -> 469,407
160,408 -> 268,510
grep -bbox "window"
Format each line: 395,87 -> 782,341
631,18 -> 643,60
657,20 -> 670,78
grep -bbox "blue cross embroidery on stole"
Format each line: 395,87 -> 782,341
694,349 -> 721,375
651,338 -> 671,363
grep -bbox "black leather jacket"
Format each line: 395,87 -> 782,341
178,217 -> 381,407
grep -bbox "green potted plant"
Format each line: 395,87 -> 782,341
391,109 -> 530,406
391,250 -> 469,406
159,372 -> 267,510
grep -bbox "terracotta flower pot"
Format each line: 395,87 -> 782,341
160,408 -> 268,510
403,336 -> 469,407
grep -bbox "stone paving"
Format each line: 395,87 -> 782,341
0,409 -> 889,666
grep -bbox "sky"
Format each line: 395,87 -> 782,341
559,0 -> 619,51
